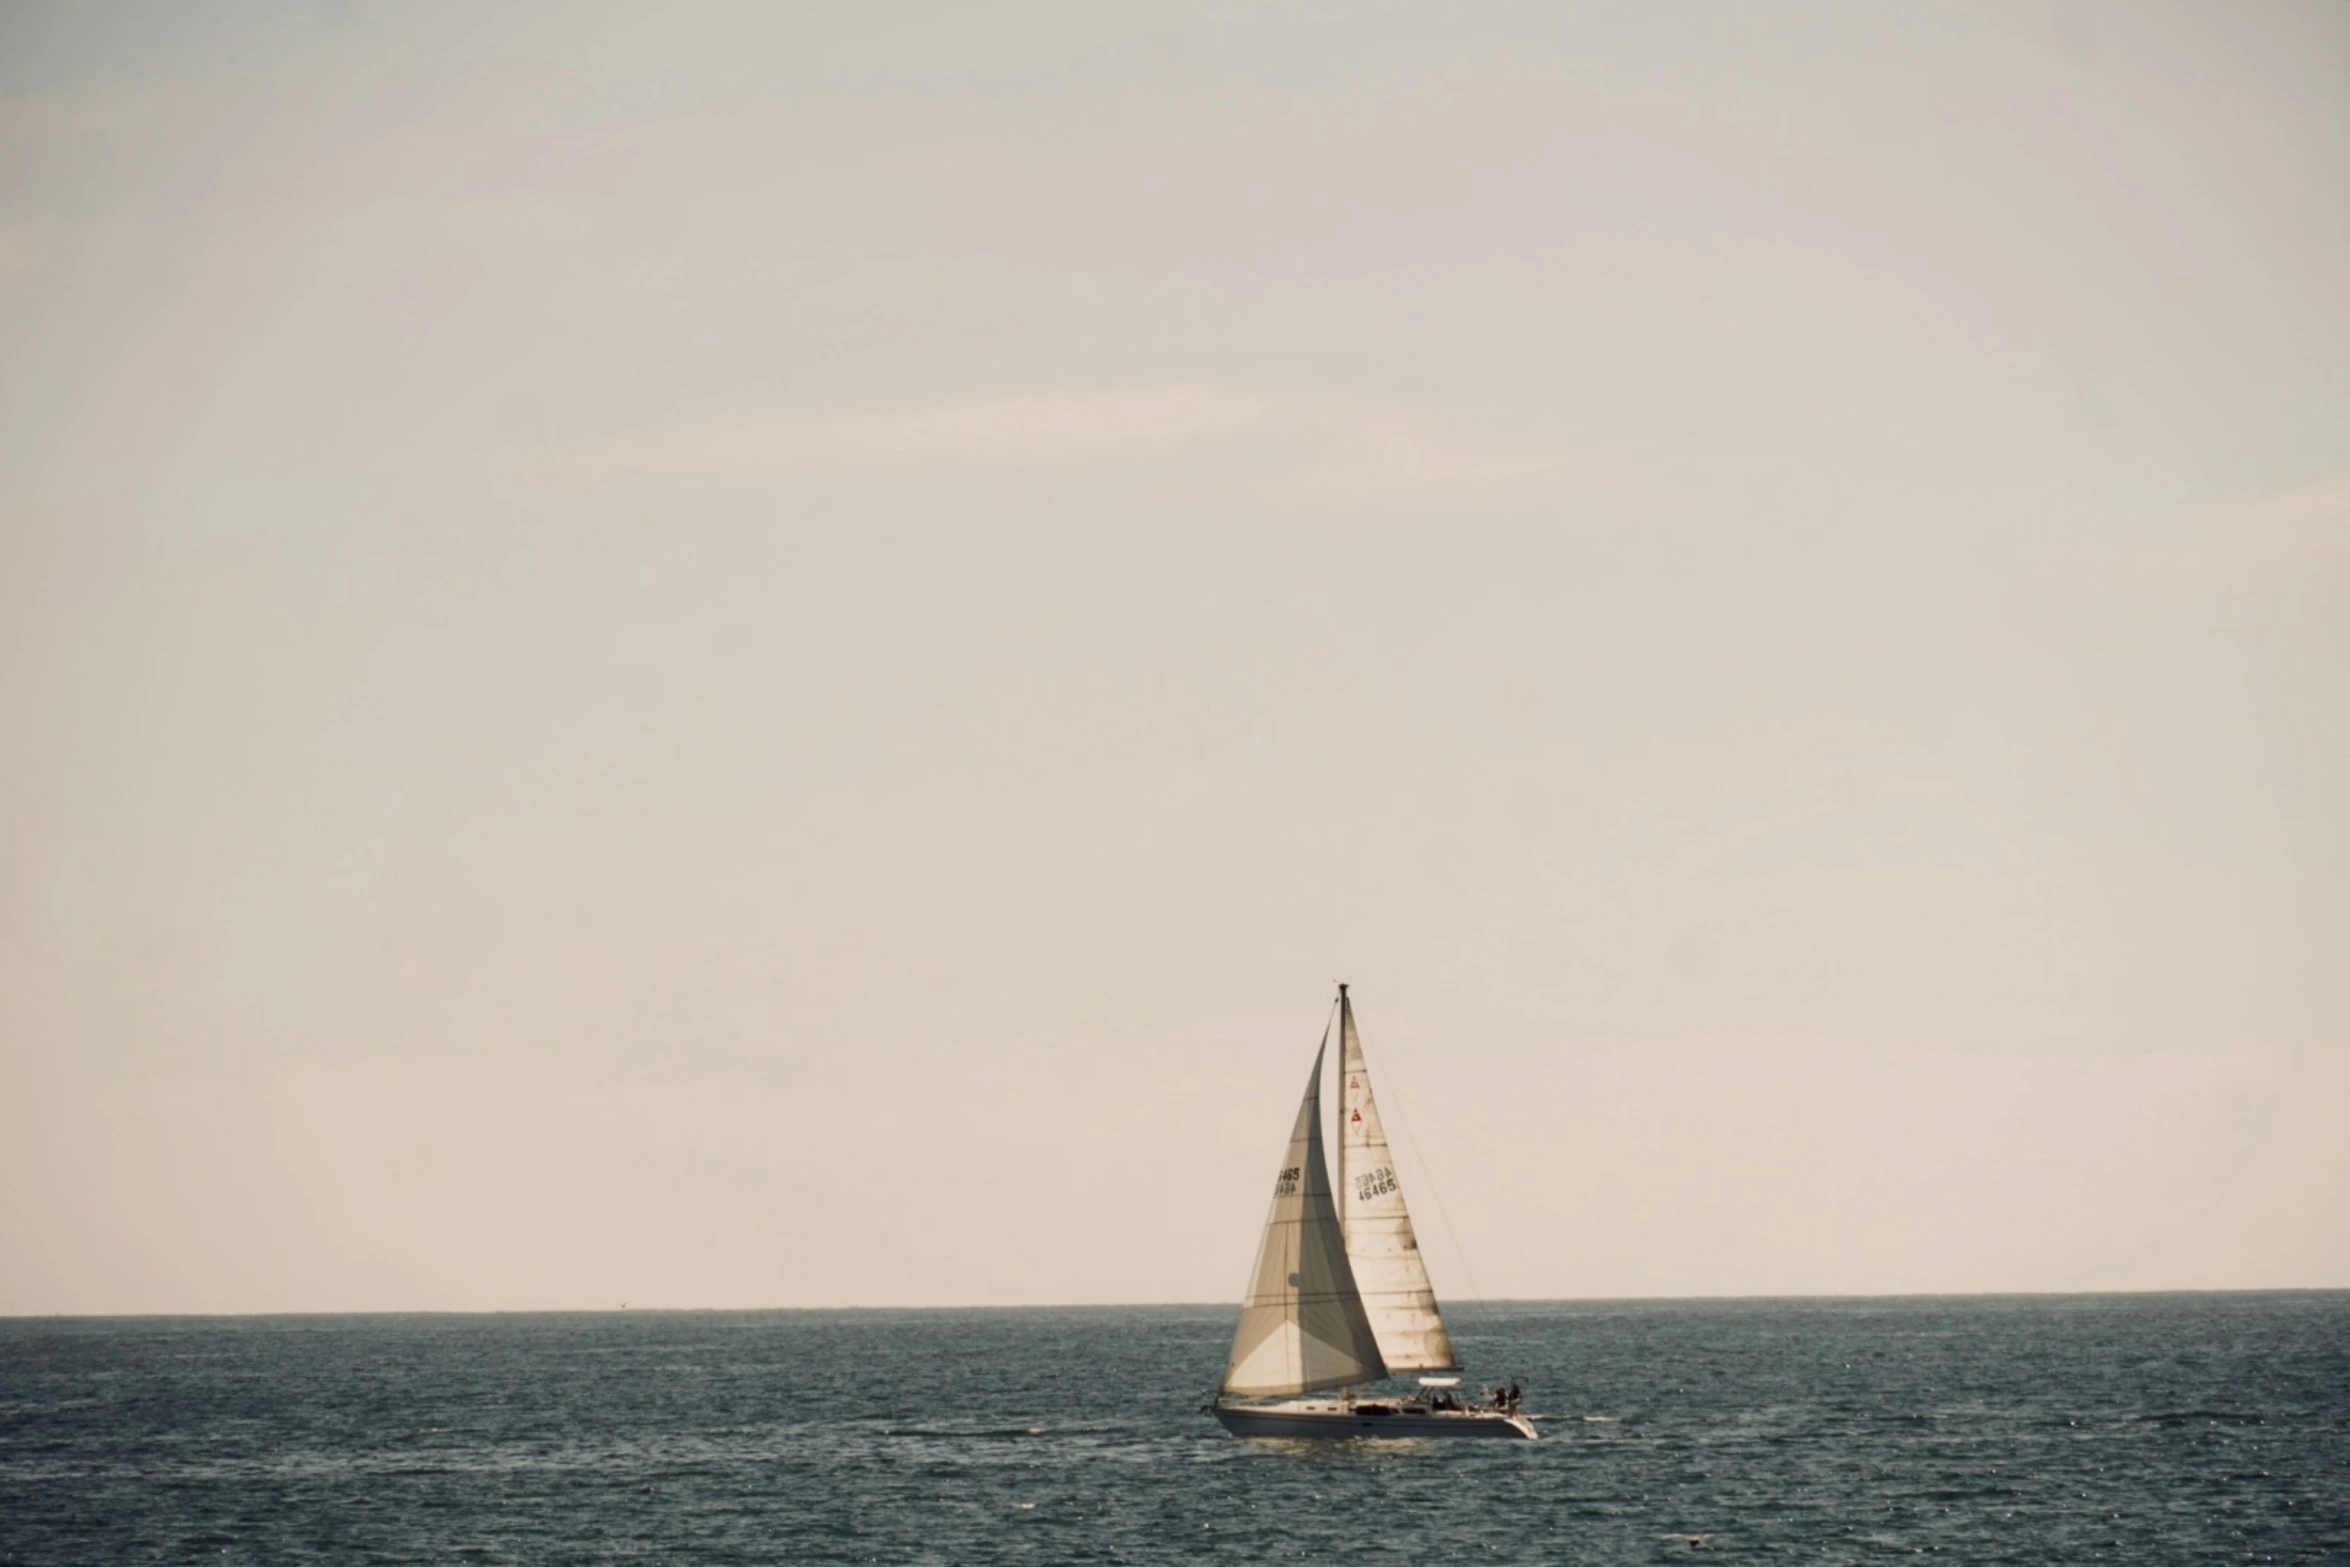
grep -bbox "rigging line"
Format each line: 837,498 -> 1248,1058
1317,992 -> 1340,1145
1374,1040 -> 1488,1316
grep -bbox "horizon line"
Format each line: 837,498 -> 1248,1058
6,1284 -> 2346,1322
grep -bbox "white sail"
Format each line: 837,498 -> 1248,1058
1335,987 -> 1458,1372
1221,1035 -> 1387,1396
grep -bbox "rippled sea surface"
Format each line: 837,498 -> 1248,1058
4,1294 -> 2345,1563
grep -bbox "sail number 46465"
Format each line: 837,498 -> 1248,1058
1273,1166 -> 1300,1197
1354,1166 -> 1397,1201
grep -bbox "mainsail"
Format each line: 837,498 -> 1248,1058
1220,1035 -> 1387,1395
1335,986 -> 1458,1372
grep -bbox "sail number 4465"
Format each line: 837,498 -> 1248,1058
1271,1164 -> 1396,1199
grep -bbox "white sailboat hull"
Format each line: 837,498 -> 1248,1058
1210,1398 -> 1536,1440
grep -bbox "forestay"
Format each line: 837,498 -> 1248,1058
1336,989 -> 1458,1372
1221,1037 -> 1387,1395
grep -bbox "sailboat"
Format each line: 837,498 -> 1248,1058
1207,985 -> 1536,1439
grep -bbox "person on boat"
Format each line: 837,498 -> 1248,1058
1509,1380 -> 1523,1412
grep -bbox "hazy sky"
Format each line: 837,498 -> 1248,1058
2,1 -> 2344,1314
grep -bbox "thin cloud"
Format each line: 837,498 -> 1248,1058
559,385 -> 1633,509
2141,476 -> 2350,594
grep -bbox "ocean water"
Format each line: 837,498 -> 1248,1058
3,1293 -> 2344,1564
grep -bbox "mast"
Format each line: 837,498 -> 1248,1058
1333,983 -> 1348,1241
